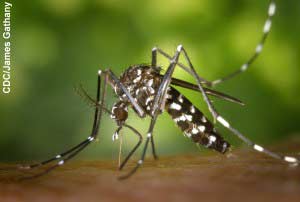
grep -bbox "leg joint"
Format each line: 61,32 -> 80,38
177,44 -> 183,52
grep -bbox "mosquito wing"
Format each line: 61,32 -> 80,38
168,76 -> 245,106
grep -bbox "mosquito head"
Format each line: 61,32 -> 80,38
111,101 -> 128,126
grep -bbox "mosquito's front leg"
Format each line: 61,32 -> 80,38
107,69 -> 146,118
18,70 -> 107,180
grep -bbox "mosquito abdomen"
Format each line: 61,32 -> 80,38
165,87 -> 230,153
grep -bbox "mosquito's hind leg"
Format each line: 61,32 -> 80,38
210,1 -> 276,86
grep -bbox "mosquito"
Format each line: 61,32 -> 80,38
16,0 -> 299,180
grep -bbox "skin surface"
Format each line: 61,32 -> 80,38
1,138 -> 300,202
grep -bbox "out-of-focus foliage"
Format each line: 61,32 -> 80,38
0,0 -> 299,161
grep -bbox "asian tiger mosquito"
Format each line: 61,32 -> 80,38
15,0 -> 299,180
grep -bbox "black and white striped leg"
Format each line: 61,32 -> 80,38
108,70 -> 159,161
151,45 -> 183,114
189,47 -> 298,164
107,69 -> 162,169
173,45 -> 220,123
151,46 -> 210,85
151,1 -> 276,87
119,47 -> 184,179
76,83 -> 144,170
21,139 -> 94,180
110,65 -> 162,163
215,116 -> 299,165
118,124 -> 143,170
149,50 -> 181,160
210,0 -> 276,86
19,70 -> 106,179
156,45 -> 299,164
167,46 -> 299,165
107,69 -> 146,118
152,45 -> 219,124
119,118 -> 157,180
150,135 -> 158,160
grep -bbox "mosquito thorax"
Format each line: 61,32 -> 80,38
113,64 -> 230,153
114,65 -> 163,115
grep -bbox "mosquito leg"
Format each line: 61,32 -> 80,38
171,45 -> 299,165
19,70 -> 106,176
119,124 -> 143,170
150,45 -> 212,159
107,69 -> 158,171
210,1 -> 276,86
107,69 -> 146,118
153,45 -> 223,124
151,47 -> 210,85
108,69 -> 152,161
19,137 -> 93,170
118,118 -> 157,180
150,136 -> 158,160
148,49 -> 171,160
119,45 -> 184,179
155,45 -> 217,127
153,45 -> 219,124
152,1 -> 276,87
149,45 -> 191,159
21,138 -> 92,180
215,116 -> 299,165
151,45 -> 185,114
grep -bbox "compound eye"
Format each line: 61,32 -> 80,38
113,107 -> 128,124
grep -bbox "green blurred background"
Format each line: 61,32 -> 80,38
0,0 -> 300,162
